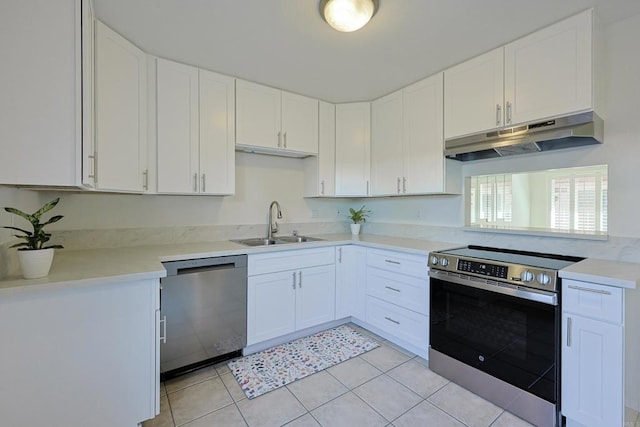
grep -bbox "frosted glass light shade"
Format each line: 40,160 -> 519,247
321,0 -> 378,32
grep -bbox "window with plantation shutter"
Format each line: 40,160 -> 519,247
549,169 -> 607,233
469,174 -> 512,226
551,178 -> 571,230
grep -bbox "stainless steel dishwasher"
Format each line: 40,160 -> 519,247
160,255 -> 247,380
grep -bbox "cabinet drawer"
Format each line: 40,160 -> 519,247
562,279 -> 623,324
366,248 -> 428,279
248,247 -> 334,276
365,296 -> 428,350
366,268 -> 428,315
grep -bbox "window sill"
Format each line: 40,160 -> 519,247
464,225 -> 608,241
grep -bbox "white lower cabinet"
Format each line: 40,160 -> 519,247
0,278 -> 160,427
561,279 -> 624,427
247,248 -> 335,345
364,248 -> 429,357
335,245 -> 367,321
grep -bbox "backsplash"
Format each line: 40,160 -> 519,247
3,221 -> 640,279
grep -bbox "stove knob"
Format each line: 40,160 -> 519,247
537,273 -> 551,285
430,256 -> 439,265
440,258 -> 449,267
520,270 -> 534,282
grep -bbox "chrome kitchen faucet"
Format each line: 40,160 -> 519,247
267,201 -> 282,240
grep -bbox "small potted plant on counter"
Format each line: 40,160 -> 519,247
2,198 -> 64,279
349,205 -> 371,235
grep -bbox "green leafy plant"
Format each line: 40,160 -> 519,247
349,205 -> 371,224
2,198 -> 64,250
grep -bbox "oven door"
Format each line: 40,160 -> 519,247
429,273 -> 559,404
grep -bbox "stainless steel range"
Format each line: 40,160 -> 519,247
428,246 -> 584,427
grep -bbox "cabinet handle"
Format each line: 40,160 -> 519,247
567,284 -> 612,295
397,177 -> 401,194
201,174 -> 206,193
338,247 -> 342,263
366,180 -> 370,195
193,173 -> 198,192
385,286 -> 401,293
385,259 -> 401,265
298,270 -> 302,288
566,316 -> 572,347
496,104 -> 502,126
143,169 -> 149,190
384,316 -> 400,325
160,315 -> 167,344
292,271 -> 296,290
284,132 -> 287,149
506,102 -> 512,124
87,153 -> 96,179
278,131 -> 282,148
403,177 -> 407,193
321,180 -> 325,195
93,151 -> 98,182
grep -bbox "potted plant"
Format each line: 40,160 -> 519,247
348,205 -> 371,235
2,198 -> 64,279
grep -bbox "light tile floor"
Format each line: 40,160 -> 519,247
144,324 -> 535,427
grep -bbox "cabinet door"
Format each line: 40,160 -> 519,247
199,70 -> 235,195
281,91 -> 319,154
295,265 -> 336,330
371,90 -> 404,196
335,103 -> 371,196
247,272 -> 297,345
505,10 -> 593,126
335,245 -> 367,321
318,101 -> 336,196
95,21 -> 147,192
0,0 -> 82,186
156,59 -> 199,193
236,80 -> 281,149
444,48 -> 504,139
403,73 -> 446,194
562,313 -> 623,427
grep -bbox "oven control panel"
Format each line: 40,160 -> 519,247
429,254 -> 559,292
457,260 -> 508,279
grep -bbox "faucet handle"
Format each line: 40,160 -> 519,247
272,221 -> 279,234
292,229 -> 298,237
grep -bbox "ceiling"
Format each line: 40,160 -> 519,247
94,0 -> 640,103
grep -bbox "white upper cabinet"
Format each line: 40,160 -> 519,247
372,73 -> 460,196
94,21 -> 148,192
198,69 -> 236,195
304,101 -> 336,197
156,58 -> 235,195
236,80 -> 318,157
371,90 -> 404,196
444,48 -> 504,139
335,102 -> 371,197
504,9 -> 593,125
0,0 -> 91,187
445,9 -> 596,139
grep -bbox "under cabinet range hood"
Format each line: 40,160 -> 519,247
445,111 -> 603,161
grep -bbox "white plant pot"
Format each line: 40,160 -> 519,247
18,248 -> 55,279
350,223 -> 361,235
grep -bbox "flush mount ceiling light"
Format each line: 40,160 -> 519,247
320,0 -> 379,32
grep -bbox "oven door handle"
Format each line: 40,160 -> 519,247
428,270 -> 557,305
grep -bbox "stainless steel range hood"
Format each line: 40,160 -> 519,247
445,111 -> 603,161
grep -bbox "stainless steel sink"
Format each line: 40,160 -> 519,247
231,236 -> 323,246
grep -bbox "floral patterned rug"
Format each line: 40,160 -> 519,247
228,325 -> 379,399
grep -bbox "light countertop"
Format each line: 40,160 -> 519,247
1,233 -> 638,296
0,234 -> 456,296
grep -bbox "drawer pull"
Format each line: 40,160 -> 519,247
384,316 -> 400,325
385,286 -> 401,293
385,260 -> 401,265
160,315 -> 167,344
568,284 -> 611,295
567,317 -> 572,347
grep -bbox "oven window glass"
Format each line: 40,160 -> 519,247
430,278 -> 558,403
